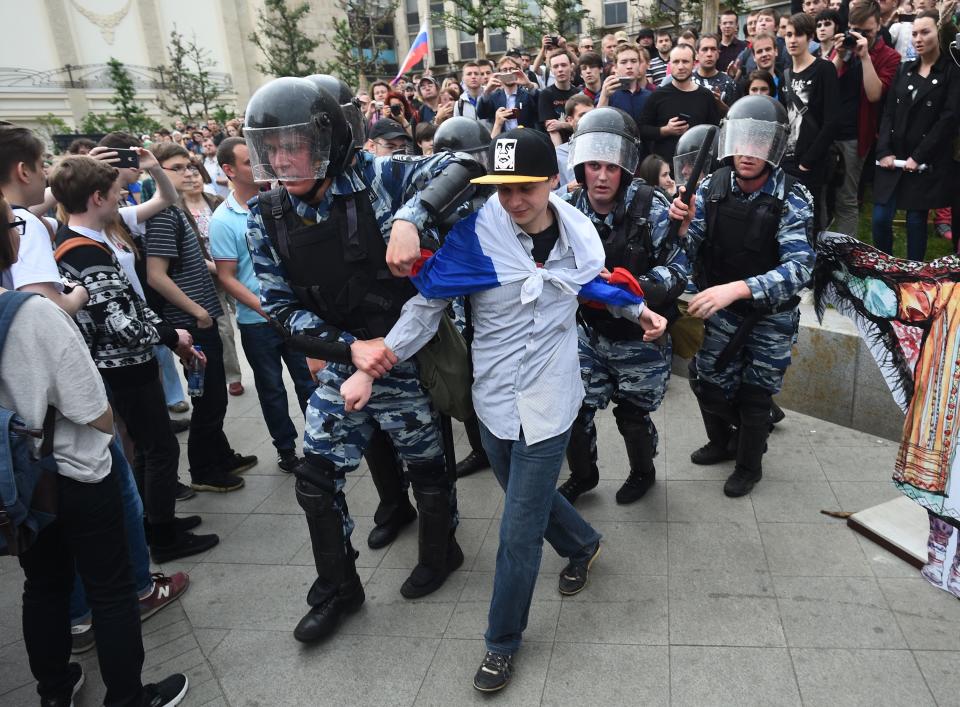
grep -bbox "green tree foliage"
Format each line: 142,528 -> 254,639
318,0 -> 400,88
534,0 -> 592,39
157,28 -> 224,121
33,114 -> 72,152
249,0 -> 321,77
631,0 -> 748,33
105,58 -> 161,135
432,0 -> 533,59
78,112 -> 112,134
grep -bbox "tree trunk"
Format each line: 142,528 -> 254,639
476,35 -> 487,60
701,0 -> 719,35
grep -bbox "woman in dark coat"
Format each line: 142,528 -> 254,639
872,10 -> 959,262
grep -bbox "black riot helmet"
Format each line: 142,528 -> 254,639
673,123 -> 719,188
244,76 -> 353,183
567,107 -> 641,194
433,117 -> 492,170
305,73 -> 366,150
717,95 -> 789,168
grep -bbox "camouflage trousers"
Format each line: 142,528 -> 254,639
695,307 -> 800,398
575,325 -> 672,459
303,360 -> 455,542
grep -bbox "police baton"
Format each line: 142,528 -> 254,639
667,125 -> 719,242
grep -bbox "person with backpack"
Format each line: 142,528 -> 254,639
0,193 -> 189,707
668,96 -> 816,498
555,108 -> 688,506
50,155 -> 220,565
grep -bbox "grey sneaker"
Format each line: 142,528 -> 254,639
70,623 -> 95,655
473,651 -> 512,692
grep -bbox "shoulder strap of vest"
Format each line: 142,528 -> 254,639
257,188 -> 296,261
627,183 -> 655,221
703,166 -> 733,239
53,235 -> 112,262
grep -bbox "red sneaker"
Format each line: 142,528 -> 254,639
228,382 -> 244,396
139,572 -> 190,622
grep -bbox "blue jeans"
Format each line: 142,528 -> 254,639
480,422 -> 601,655
238,322 -> 317,451
154,344 -> 185,407
70,437 -> 152,625
872,197 -> 930,262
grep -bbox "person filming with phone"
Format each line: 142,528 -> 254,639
477,54 -> 540,133
597,42 -> 654,131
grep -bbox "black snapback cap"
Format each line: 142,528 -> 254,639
471,128 -> 559,185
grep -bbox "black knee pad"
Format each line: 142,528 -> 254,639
737,384 -> 773,428
695,379 -> 738,426
295,456 -> 337,514
613,401 -> 650,425
687,357 -> 699,394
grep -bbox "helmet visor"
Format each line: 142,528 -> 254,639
342,102 -> 365,149
717,117 -> 788,167
244,122 -> 332,182
567,132 -> 639,175
672,149 -> 709,189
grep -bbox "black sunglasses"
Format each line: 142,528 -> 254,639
7,217 -> 25,236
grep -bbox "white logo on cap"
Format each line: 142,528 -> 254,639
495,139 -> 517,172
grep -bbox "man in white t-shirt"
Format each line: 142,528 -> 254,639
0,126 -> 88,314
201,138 -> 230,199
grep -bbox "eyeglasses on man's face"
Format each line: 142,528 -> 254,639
163,163 -> 200,174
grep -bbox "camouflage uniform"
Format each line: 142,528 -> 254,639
560,180 -> 687,502
685,168 -> 815,397
246,150 -> 459,561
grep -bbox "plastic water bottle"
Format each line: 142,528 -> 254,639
187,345 -> 205,397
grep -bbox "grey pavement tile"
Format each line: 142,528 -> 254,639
750,480 -> 841,524
815,444 -> 900,481
773,576 -> 907,649
791,648 -> 935,706
573,479 -> 667,523
0,567 -> 23,649
879,576 -> 960,651
250,474 -> 298,514
666,480 -> 757,524
668,522 -> 768,576
0,640 -> 32,697
380,517 -> 491,571
854,534 -> 922,579
0,684 -> 38,707
662,454 -> 734,482
414,638 -> 552,706
670,646 -> 801,707
830,481 -> 901,513
193,628 -> 229,657
761,443 -> 828,482
795,418 -> 899,447
180,563 -> 319,631
668,571 -> 785,647
457,571 -> 562,604
556,574 -> 668,645
453,475 -> 507,519
760,523 -> 872,577
585,520 -> 669,576
913,650 -> 960,707
198,513 -> 306,565
210,629 -> 438,706
176,474 -> 288,514
542,643 -> 669,706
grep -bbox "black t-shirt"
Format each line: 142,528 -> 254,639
527,221 -> 560,265
832,56 -> 862,141
638,83 -> 722,164
538,85 -> 579,124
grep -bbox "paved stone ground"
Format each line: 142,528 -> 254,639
3,354 -> 960,707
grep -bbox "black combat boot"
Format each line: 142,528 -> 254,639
401,480 -> 463,599
365,428 -> 417,549
456,416 -> 490,478
558,410 -> 599,504
293,462 -> 365,643
690,380 -> 738,465
614,410 -> 657,504
723,385 -> 772,498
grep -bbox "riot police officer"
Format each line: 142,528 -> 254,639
558,108 -> 688,505
306,73 -> 419,551
431,117 -> 495,478
243,77 -> 479,642
669,96 -> 815,498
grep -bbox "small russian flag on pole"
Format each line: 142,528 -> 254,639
392,20 -> 430,84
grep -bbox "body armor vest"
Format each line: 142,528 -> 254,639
576,185 -> 662,340
696,167 -> 792,313
259,188 -> 417,340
